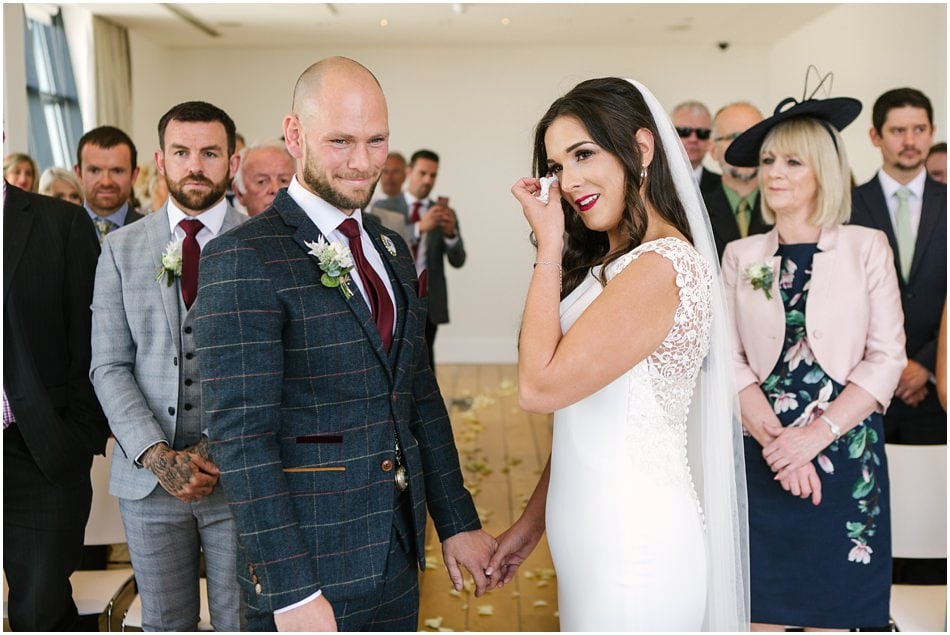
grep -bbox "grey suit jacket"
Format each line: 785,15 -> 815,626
90,203 -> 247,499
369,193 -> 465,324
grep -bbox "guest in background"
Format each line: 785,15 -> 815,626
926,141 -> 946,184
937,300 -> 947,411
671,100 -> 720,194
232,140 -> 294,216
723,92 -> 905,630
371,149 -> 465,369
4,152 -> 38,192
38,166 -> 84,205
704,102 -> 770,259
74,126 -> 144,241
851,88 -> 946,446
133,163 -> 170,214
368,151 -> 407,207
4,182 -> 109,630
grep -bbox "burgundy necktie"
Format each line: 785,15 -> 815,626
409,201 -> 422,261
180,219 -> 204,309
338,218 -> 394,352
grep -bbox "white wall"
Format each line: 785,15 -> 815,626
769,3 -> 947,184
3,3 -> 28,154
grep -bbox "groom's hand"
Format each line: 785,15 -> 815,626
274,594 -> 337,632
442,529 -> 497,597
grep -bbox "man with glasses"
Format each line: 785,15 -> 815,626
703,102 -> 769,259
671,101 -> 720,194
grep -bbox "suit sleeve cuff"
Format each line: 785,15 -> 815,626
274,590 -> 323,614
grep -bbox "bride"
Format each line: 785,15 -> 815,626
485,78 -> 750,631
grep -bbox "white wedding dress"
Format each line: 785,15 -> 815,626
546,237 -> 713,631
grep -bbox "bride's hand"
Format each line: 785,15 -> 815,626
484,515 -> 545,589
511,177 -> 564,247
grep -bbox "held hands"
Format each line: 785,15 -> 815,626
419,204 -> 457,238
761,420 -> 834,481
141,439 -> 220,503
511,177 -> 564,248
273,594 -> 337,632
895,359 -> 931,407
442,529 -> 498,597
484,514 -> 545,589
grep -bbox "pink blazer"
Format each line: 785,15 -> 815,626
722,224 -> 906,411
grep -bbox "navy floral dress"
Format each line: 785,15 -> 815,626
744,243 -> 891,628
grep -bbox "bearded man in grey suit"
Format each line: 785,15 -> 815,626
194,57 -> 493,632
90,101 -> 247,631
371,149 -> 465,369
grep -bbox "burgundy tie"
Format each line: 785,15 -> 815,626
338,219 -> 394,352
409,201 -> 422,261
180,219 -> 204,309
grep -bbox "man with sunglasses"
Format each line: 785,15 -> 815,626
672,100 -> 721,194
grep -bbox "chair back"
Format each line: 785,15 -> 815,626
84,437 -> 127,546
886,443 -> 947,559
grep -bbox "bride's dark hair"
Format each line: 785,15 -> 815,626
532,77 -> 693,297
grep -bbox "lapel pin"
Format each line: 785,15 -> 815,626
381,234 -> 397,257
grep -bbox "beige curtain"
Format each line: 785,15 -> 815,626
92,16 -> 131,130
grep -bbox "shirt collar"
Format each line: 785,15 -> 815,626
721,183 -> 758,213
86,201 -> 129,226
287,175 -> 366,239
877,168 -> 926,200
165,196 -> 229,235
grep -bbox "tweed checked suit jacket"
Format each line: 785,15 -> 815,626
89,204 -> 247,499
193,190 -> 480,613
369,193 -> 466,325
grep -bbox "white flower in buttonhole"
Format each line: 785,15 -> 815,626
155,239 -> 183,286
744,262 -> 775,299
306,236 -> 354,300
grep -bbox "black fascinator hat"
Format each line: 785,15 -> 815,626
725,67 -> 862,167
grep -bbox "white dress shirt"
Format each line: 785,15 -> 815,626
877,168 -> 926,239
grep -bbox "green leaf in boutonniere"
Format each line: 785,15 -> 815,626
305,236 -> 354,300
744,262 -> 774,299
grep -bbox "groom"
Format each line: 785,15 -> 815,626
193,56 -> 494,631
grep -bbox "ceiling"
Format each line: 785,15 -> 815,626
75,2 -> 839,49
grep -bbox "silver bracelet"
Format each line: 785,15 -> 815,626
534,260 -> 562,290
819,413 -> 841,441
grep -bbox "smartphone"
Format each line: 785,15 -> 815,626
437,196 -> 450,208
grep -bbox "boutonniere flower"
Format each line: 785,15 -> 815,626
155,239 -> 183,286
306,236 -> 354,300
744,262 -> 775,299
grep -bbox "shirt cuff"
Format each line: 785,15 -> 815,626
275,590 -> 323,614
444,234 -> 460,247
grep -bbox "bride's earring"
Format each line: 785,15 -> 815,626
641,166 -> 648,180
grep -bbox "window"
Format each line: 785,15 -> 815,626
24,7 -> 83,171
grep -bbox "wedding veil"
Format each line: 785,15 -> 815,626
628,79 -> 751,631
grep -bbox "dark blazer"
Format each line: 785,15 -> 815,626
124,209 -> 145,225
703,186 -> 770,261
194,190 -> 479,614
850,174 -> 947,442
4,185 -> 109,483
699,167 -> 722,195
369,193 -> 465,324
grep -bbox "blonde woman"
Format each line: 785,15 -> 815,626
722,95 -> 906,630
38,167 -> 83,205
4,153 -> 38,191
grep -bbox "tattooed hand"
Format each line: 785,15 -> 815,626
141,441 -> 220,503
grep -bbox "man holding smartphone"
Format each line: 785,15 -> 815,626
370,149 -> 465,369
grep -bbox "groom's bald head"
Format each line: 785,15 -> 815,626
291,56 -> 383,124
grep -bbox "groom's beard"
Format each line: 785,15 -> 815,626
303,152 -> 379,212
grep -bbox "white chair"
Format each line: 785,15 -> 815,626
71,437 -> 137,631
121,576 -> 212,631
886,443 -> 948,632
